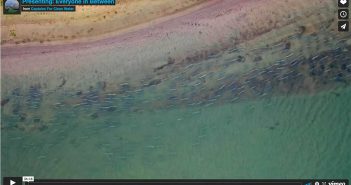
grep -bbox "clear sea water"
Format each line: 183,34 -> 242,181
2,86 -> 350,178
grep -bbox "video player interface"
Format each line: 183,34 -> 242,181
1,0 -> 351,184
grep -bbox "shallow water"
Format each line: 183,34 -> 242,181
2,85 -> 351,178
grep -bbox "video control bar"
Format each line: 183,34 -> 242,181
26,180 -> 301,185
3,178 -> 349,185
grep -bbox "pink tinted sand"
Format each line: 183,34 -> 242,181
1,0 -> 327,76
1,0 -> 257,75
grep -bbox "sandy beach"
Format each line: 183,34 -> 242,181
2,0 -> 344,84
1,0 -> 208,45
2,0 -> 350,122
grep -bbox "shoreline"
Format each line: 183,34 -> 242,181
1,0 -> 341,89
1,0 -> 351,135
2,0 -> 328,65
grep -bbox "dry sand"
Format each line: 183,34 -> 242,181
1,0 -> 342,86
1,0 -> 207,45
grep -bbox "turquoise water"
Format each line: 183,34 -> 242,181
2,86 -> 351,178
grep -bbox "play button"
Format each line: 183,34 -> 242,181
10,180 -> 16,185
3,177 -> 22,185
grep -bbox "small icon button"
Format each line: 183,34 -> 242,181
339,9 -> 349,19
23,176 -> 34,182
3,177 -> 22,185
338,21 -> 349,31
339,0 -> 349,7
